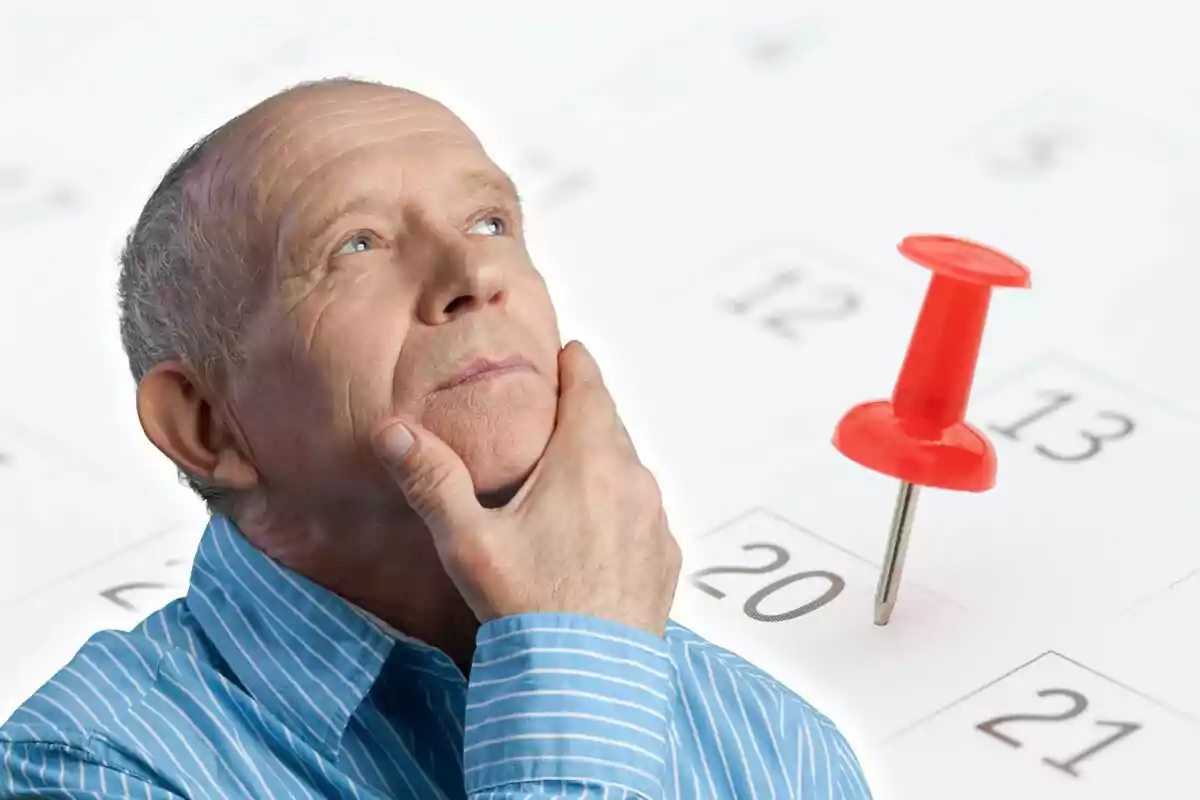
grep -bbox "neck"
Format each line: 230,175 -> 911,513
232,492 -> 480,675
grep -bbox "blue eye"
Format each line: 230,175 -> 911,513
336,234 -> 373,256
470,216 -> 505,236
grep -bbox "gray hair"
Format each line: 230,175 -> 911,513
116,123 -> 254,513
117,77 -> 396,513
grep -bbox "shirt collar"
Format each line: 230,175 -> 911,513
185,514 -> 448,757
349,602 -> 429,646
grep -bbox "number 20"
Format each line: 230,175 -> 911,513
691,542 -> 845,622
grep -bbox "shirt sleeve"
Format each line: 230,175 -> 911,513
665,619 -> 875,800
463,613 -> 674,799
779,686 -> 875,800
2,741 -> 185,800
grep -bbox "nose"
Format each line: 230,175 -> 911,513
417,244 -> 508,325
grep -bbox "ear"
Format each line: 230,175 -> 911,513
136,361 -> 260,492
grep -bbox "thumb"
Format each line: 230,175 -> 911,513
373,418 -> 484,537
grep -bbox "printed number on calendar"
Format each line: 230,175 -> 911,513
0,165 -> 80,227
691,543 -> 845,622
520,149 -> 592,207
985,127 -> 1082,180
746,34 -> 812,69
989,390 -> 1136,462
99,558 -> 188,613
977,687 -> 1141,778
719,267 -> 862,342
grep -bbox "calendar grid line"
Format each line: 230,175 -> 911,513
1049,650 -> 1200,727
875,650 -> 1056,745
697,506 -> 969,613
4,522 -> 187,609
1120,567 -> 1200,615
1036,350 -> 1200,425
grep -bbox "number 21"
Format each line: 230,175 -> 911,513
977,687 -> 1141,778
98,558 -> 187,613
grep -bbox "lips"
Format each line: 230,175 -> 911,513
435,356 -> 536,391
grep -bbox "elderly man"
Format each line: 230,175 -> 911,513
0,78 -> 872,799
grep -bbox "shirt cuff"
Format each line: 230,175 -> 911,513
464,613 -> 674,797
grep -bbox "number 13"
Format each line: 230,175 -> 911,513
990,390 -> 1136,463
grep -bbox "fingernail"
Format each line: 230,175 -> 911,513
378,423 -> 414,460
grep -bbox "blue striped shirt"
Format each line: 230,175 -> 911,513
1,514 -> 872,799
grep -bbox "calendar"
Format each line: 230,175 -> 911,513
3,7 -> 1200,798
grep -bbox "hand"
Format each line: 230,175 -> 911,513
372,340 -> 682,638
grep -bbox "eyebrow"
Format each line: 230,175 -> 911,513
294,169 -> 524,257
460,168 -> 523,208
292,195 -> 382,259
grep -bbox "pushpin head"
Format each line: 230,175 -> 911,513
833,234 -> 1030,492
899,234 -> 1032,289
834,401 -> 997,491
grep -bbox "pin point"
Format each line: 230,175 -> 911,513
833,234 -> 1031,626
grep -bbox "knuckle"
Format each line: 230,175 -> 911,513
664,534 -> 683,573
585,399 -> 619,440
578,370 -> 614,407
445,532 -> 491,576
403,462 -> 457,519
632,466 -> 663,505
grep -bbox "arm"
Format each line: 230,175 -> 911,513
2,742 -> 185,800
780,694 -> 874,800
375,345 -> 683,797
746,661 -> 873,800
464,614 -> 673,799
664,621 -> 874,800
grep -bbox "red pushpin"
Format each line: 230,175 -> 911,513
833,234 -> 1031,625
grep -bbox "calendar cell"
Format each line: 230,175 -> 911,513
740,354 -> 1200,634
887,91 -> 1200,234
0,524 -> 199,720
1063,571 -> 1200,723
671,508 -> 1038,743
0,419 -> 177,607
605,238 -> 918,453
878,652 -> 1200,799
0,164 -> 82,231
865,92 -> 1200,362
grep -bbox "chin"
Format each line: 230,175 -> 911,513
421,382 -> 557,503
466,433 -> 546,499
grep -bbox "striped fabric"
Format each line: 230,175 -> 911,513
1,515 -> 872,799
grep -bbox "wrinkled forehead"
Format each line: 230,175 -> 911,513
190,83 -> 494,245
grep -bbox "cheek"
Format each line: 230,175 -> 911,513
513,270 -> 563,373
241,261 -> 563,495
232,358 -> 347,492
314,285 -> 415,418
235,302 -> 409,485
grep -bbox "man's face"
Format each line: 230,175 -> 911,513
211,84 -> 561,512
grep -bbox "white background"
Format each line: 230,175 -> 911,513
3,4 -> 1200,798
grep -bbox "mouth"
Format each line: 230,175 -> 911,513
435,356 -> 537,392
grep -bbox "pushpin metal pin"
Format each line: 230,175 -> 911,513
833,235 -> 1031,626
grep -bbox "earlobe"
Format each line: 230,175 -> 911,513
136,362 -> 260,492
